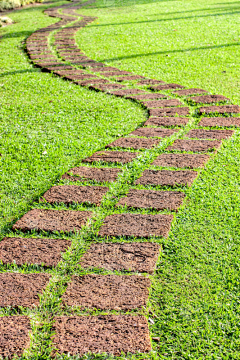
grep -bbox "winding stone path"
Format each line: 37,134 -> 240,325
1,0 -> 240,358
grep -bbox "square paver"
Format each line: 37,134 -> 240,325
117,189 -> 185,211
135,169 -> 198,187
173,88 -> 207,96
110,89 -> 146,96
80,242 -> 160,274
0,237 -> 71,267
126,94 -> 167,100
149,107 -> 190,117
62,166 -> 121,183
199,105 -> 240,114
152,153 -> 210,169
62,274 -> 151,310
0,316 -> 31,359
42,185 -> 108,206
12,209 -> 92,233
198,117 -> 240,127
0,273 -> 50,307
137,79 -> 165,85
186,129 -> 234,140
143,99 -> 183,108
190,95 -> 229,104
82,150 -> 139,164
106,137 -> 161,150
150,83 -> 185,91
52,315 -> 151,356
129,128 -> 178,138
166,139 -> 222,152
99,213 -> 173,238
144,117 -> 189,127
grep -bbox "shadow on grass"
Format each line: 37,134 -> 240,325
0,69 -> 40,77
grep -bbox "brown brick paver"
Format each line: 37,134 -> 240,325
199,105 -> 240,114
129,127 -> 178,138
136,169 -> 198,186
186,129 -> 234,140
62,166 -> 121,183
152,153 -> 210,169
82,150 -> 139,164
167,139 -> 222,152
190,95 -> 229,104
144,117 -> 189,127
149,107 -> 190,117
198,117 -> 240,127
106,137 -> 161,150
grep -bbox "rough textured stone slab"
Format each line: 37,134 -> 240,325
143,99 -> 183,108
80,242 -> 160,274
77,79 -> 109,86
0,316 -> 31,359
126,93 -> 167,100
199,105 -> 240,114
101,71 -> 131,76
62,166 -> 121,183
173,88 -> 208,96
116,75 -> 144,81
186,129 -> 234,140
152,153 -> 210,169
83,150 -> 139,164
0,273 -> 50,307
149,107 -> 190,117
110,89 -> 146,96
135,169 -> 198,186
42,185 -> 108,206
92,66 -> 120,72
137,79 -> 165,85
52,315 -> 151,356
117,189 -> 185,211
150,83 -> 185,91
129,127 -> 178,138
106,137 -> 160,150
12,209 -> 92,233
190,95 -> 230,104
198,117 -> 240,128
145,117 -> 189,127
91,83 -> 125,91
0,237 -> 71,267
99,213 -> 173,238
167,139 -> 222,152
62,274 -> 151,310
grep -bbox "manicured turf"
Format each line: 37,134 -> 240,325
0,0 -> 240,359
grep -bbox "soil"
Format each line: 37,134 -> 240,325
186,129 -> 234,140
52,315 -> 151,356
0,316 -> 31,359
106,137 -> 161,150
12,209 -> 92,233
143,99 -> 183,108
42,185 -> 108,205
199,105 -> 240,114
135,169 -> 198,187
129,127 -> 178,138
144,117 -> 189,127
173,88 -> 207,96
126,94 -> 167,100
199,117 -> 240,127
98,213 -> 173,238
137,79 -> 165,85
62,274 -> 151,310
82,150 -> 139,164
150,83 -> 185,91
149,107 -> 190,117
110,89 -> 147,96
190,95 -> 230,104
0,237 -> 71,267
0,273 -> 50,307
62,166 -> 121,183
117,189 -> 185,211
167,139 -> 222,152
152,153 -> 210,169
80,242 -> 160,274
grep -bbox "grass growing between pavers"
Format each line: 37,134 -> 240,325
1,0 -> 240,358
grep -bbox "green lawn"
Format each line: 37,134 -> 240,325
0,0 -> 240,359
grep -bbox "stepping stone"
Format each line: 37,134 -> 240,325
52,315 -> 151,356
144,117 -> 189,127
152,153 -> 210,169
166,139 -> 222,152
80,242 -> 160,274
117,189 -> 185,211
199,105 -> 240,114
190,95 -> 230,104
91,83 -> 126,91
135,169 -> 198,187
149,107 -> 190,117
129,127 -> 178,138
92,66 -> 120,72
173,88 -> 207,96
110,89 -> 146,97
126,93 -> 167,100
62,274 -> 151,310
186,129 -> 234,140
0,273 -> 50,307
143,99 -> 183,108
82,150 -> 139,164
0,237 -> 71,267
42,185 -> 108,206
0,316 -> 31,358
76,79 -> 110,86
99,213 -> 173,238
101,71 -> 132,76
137,79 -> 165,85
106,137 -> 161,150
198,117 -> 240,128
62,166 -> 121,183
116,75 -> 144,81
12,209 -> 92,233
65,74 -> 98,80
150,83 -> 185,91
